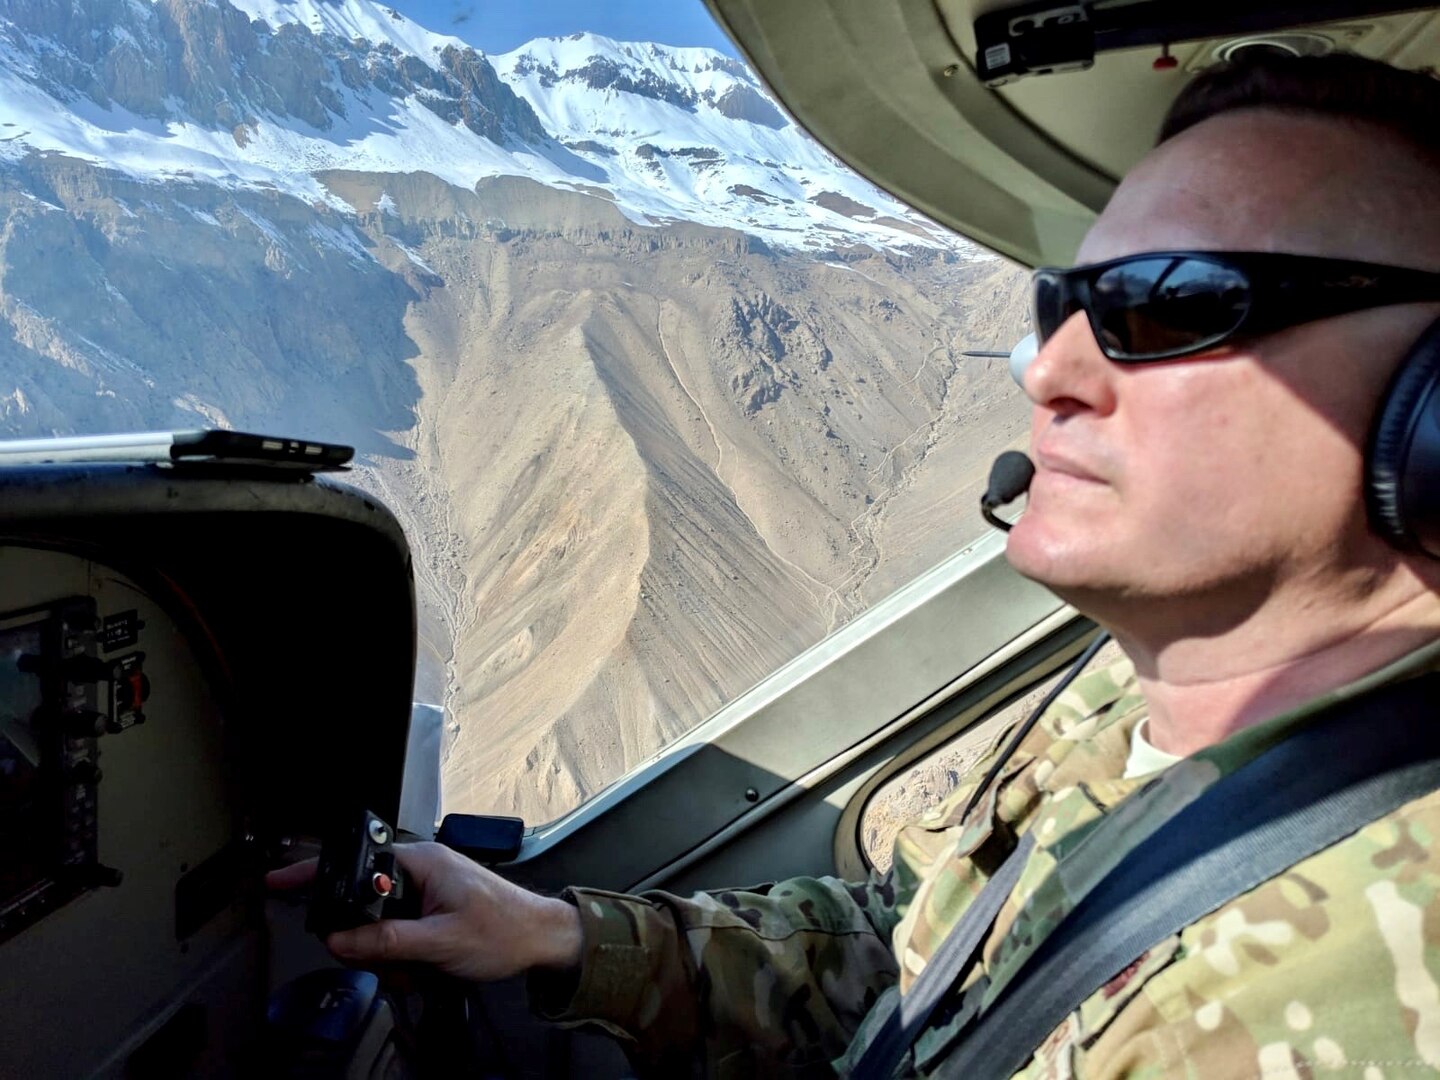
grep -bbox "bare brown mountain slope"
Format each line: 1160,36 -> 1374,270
322,173 -> 1032,822
0,158 -> 1030,825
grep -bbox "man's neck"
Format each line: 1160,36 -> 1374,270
1112,575 -> 1440,757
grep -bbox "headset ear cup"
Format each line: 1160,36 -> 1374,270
1366,316 -> 1440,556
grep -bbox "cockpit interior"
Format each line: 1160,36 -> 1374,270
3,0 -> 1438,1076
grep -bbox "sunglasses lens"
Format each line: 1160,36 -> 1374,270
1091,257 -> 1250,359
1032,271 -> 1072,344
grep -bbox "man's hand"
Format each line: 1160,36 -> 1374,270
266,842 -> 583,982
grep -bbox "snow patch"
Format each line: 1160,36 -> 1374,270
391,239 -> 435,274
19,190 -> 62,213
78,334 -> 153,386
308,220 -> 372,262
236,206 -> 289,249
173,392 -> 233,428
0,388 -> 30,416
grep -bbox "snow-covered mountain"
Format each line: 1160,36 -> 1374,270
0,0 -> 958,253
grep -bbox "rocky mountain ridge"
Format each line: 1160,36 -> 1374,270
1,0 -> 543,142
0,0 -> 958,253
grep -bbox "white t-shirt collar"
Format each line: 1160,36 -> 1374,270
1123,717 -> 1183,779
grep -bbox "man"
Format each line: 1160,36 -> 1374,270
272,53 -> 1440,1077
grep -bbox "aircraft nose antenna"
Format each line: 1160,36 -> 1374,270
961,333 -> 1039,387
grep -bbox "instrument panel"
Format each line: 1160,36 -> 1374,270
0,462 -> 418,1076
0,546 -> 250,1077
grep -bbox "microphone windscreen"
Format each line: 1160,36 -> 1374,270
1008,332 -> 1038,387
984,451 -> 1036,509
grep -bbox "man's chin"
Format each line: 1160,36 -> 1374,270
1004,512 -> 1115,593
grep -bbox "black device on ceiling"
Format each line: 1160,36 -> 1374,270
974,0 -> 1436,86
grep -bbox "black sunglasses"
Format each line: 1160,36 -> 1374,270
1033,251 -> 1440,363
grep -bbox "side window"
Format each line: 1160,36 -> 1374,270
862,673 -> 1062,870
862,638 -> 1124,870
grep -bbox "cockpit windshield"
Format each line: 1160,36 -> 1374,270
0,0 -> 1032,823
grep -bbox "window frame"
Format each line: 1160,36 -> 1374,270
838,624 -> 1098,876
503,530 -> 1075,893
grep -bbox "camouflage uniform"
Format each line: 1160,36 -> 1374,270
533,640 -> 1440,1078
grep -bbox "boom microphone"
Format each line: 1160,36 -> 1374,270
981,451 -> 1035,532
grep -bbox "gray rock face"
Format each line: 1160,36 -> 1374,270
708,85 -> 786,129
509,50 -> 700,112
0,155 -> 421,450
569,57 -> 699,110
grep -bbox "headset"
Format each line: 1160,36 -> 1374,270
995,317 -> 1440,557
1364,315 -> 1440,558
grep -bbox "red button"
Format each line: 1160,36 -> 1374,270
371,872 -> 393,897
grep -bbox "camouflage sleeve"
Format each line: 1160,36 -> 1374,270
528,662 -> 1142,1076
530,872 -> 903,1078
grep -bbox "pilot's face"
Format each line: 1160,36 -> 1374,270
1005,109 -> 1440,623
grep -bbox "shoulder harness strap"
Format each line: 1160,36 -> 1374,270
854,670 -> 1440,1080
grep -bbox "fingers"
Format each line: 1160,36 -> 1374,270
265,858 -> 317,891
265,843 -> 447,894
327,915 -> 446,966
390,841 -> 463,889
266,844 -> 458,895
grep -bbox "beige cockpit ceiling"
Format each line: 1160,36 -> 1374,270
704,0 -> 1440,267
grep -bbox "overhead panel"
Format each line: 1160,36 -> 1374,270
705,0 -> 1113,266
952,6 -> 1440,180
708,0 -> 1440,267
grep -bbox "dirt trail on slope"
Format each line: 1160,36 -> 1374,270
851,262 -> 1034,608
656,299 -> 832,614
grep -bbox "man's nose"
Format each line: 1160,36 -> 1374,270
1022,311 -> 1119,417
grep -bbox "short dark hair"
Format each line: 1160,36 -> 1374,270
1158,52 -> 1440,155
